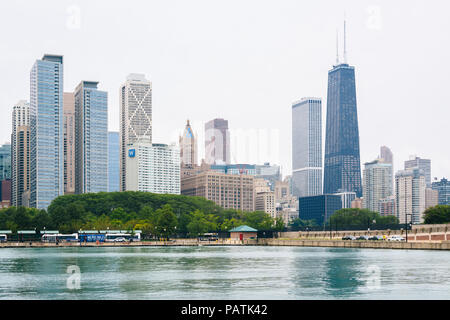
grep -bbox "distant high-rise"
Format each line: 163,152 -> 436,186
11,101 -> 30,207
63,92 -> 75,194
363,159 -> 393,212
108,132 -> 120,192
404,155 -> 431,187
205,118 -> 230,165
0,143 -> 12,203
30,54 -> 64,209
292,98 -> 322,197
179,120 -> 197,166
431,178 -> 450,205
380,146 -> 394,193
395,168 -> 426,224
119,74 -> 152,191
74,81 -> 108,194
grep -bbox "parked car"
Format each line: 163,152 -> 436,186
368,235 -> 384,241
113,237 -> 127,242
342,235 -> 356,240
357,235 -> 370,240
387,235 -> 405,242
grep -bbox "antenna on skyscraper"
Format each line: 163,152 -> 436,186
343,15 -> 348,63
336,28 -> 340,65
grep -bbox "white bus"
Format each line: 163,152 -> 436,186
105,233 -> 141,242
0,234 -> 7,242
42,233 -> 78,243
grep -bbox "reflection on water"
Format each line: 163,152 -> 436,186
0,246 -> 450,299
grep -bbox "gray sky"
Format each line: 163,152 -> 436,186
0,0 -> 448,180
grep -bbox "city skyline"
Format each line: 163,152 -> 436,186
0,1 -> 449,181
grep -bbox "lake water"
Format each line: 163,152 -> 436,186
0,246 -> 449,300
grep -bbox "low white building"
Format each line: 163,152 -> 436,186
126,142 -> 180,194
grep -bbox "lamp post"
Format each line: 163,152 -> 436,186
405,213 -> 412,243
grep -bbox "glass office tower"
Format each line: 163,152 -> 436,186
292,98 -> 322,197
323,63 -> 362,197
30,55 -> 64,209
74,81 -> 108,194
108,131 -> 120,192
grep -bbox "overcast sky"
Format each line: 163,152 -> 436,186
0,0 -> 448,180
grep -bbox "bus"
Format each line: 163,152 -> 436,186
0,234 -> 7,242
42,233 -> 78,243
198,233 -> 219,241
105,233 -> 141,242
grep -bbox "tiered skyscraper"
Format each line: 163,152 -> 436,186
74,81 -> 108,194
119,74 -> 152,191
30,54 -> 64,209
323,39 -> 362,197
179,120 -> 197,166
291,97 -> 322,197
11,100 -> 30,206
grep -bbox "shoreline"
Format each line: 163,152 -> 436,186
2,238 -> 450,250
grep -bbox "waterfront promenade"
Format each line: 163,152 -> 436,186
2,238 -> 450,250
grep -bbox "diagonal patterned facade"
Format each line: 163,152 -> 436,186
119,74 -> 152,191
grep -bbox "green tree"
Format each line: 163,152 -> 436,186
187,210 -> 214,237
155,204 -> 178,240
423,205 -> 450,224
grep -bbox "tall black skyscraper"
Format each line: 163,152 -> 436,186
323,25 -> 362,197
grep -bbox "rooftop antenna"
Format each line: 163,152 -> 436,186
343,15 -> 348,63
336,28 -> 340,65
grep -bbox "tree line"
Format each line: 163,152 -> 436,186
0,191 -> 285,238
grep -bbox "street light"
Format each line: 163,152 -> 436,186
405,213 -> 412,243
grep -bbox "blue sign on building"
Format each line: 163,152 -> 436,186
128,149 -> 136,158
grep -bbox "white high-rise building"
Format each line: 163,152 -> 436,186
395,168 -> 426,224
11,100 -> 30,207
125,143 -> 180,194
120,74 -> 152,191
363,159 -> 393,212
291,98 -> 322,197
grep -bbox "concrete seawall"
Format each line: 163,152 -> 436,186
258,238 -> 450,250
2,238 -> 450,250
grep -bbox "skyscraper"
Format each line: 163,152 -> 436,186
363,159 -> 393,212
380,146 -> 394,193
404,155 -> 431,187
395,168 -> 426,224
292,97 -> 322,197
179,120 -> 197,166
30,54 -> 64,209
119,74 -> 152,191
323,55 -> 362,197
108,131 -> 120,192
74,81 -> 108,194
205,118 -> 230,165
11,100 -> 30,207
63,92 -> 75,194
